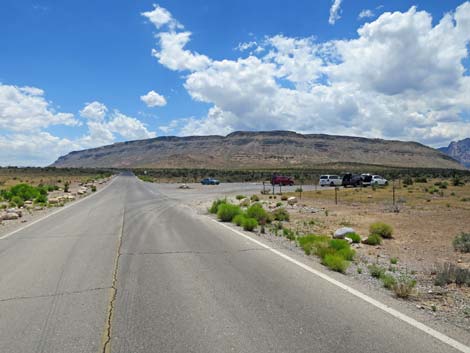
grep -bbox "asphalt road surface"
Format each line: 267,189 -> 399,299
0,174 -> 468,353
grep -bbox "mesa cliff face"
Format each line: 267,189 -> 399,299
52,131 -> 464,169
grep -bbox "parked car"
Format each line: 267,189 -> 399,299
200,178 -> 220,185
361,174 -> 373,187
371,175 -> 388,186
271,175 -> 294,186
319,175 -> 342,187
342,173 -> 363,187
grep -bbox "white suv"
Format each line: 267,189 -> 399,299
371,175 -> 388,186
319,175 -> 342,187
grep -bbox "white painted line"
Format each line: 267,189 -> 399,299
0,177 -> 117,241
211,218 -> 470,353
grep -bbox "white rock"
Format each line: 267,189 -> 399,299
2,212 -> 19,220
333,227 -> 355,239
287,197 -> 298,206
239,198 -> 250,207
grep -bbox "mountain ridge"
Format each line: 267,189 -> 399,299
439,138 -> 470,168
52,131 -> 464,170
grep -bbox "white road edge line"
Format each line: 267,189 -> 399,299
211,218 -> 470,353
0,176 -> 117,241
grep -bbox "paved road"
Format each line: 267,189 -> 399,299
0,174 -> 467,353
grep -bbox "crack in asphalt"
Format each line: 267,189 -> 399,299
100,187 -> 127,353
0,287 -> 110,303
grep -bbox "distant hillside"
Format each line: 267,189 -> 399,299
439,138 -> 470,168
52,131 -> 464,170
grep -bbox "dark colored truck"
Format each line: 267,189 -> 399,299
342,173 -> 372,187
271,175 -> 294,186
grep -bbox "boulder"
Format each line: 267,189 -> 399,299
2,212 -> 19,220
48,198 -> 60,204
287,197 -> 298,206
7,208 -> 22,217
178,184 -> 190,189
239,198 -> 250,207
333,227 -> 355,239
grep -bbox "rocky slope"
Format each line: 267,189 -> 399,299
438,138 -> 470,168
52,131 -> 464,169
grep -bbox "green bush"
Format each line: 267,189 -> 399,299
329,239 -> 350,251
246,203 -> 270,224
282,228 -> 296,240
295,187 -> 303,193
11,195 -> 24,207
217,204 -> 241,222
322,254 -> 349,273
35,194 -> 47,204
453,233 -> 470,253
281,195 -> 288,201
298,235 -> 329,255
390,257 -> 398,265
276,202 -> 283,207
393,275 -> 416,298
380,274 -> 397,289
91,185 -> 97,192
232,214 -> 246,226
242,217 -> 258,231
236,195 -> 246,200
209,199 -> 226,214
337,247 -> 356,261
364,234 -> 382,245
345,232 -> 361,243
272,208 -> 289,221
368,264 -> 385,278
369,222 -> 393,239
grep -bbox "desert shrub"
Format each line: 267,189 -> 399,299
35,194 -> 47,204
329,239 -> 350,251
64,181 -> 70,193
369,222 -> 393,239
276,202 -> 283,207
322,254 -> 349,273
11,195 -> 24,207
283,228 -> 296,240
91,185 -> 97,192
337,247 -> 356,261
453,233 -> 470,253
232,214 -> 246,227
452,176 -> 465,186
403,176 -> 413,186
209,199 -> 226,214
364,234 -> 382,245
242,217 -> 258,231
246,203 -> 270,224
272,208 -> 290,221
298,235 -> 329,255
295,187 -> 303,193
435,181 -> 448,189
393,275 -> 416,298
368,264 -> 385,278
236,195 -> 246,200
390,257 -> 398,265
250,194 -> 260,202
414,177 -> 428,183
280,195 -> 288,201
380,273 -> 397,289
217,204 -> 241,222
435,263 -> 470,287
345,232 -> 361,243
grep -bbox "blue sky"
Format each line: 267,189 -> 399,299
1,0 -> 469,165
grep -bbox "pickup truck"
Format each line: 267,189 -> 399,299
342,173 -> 373,187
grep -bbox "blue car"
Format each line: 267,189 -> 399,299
201,178 -> 220,185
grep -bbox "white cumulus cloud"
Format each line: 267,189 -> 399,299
80,101 -> 108,120
329,0 -> 343,25
140,90 -> 167,107
143,3 -> 470,148
358,9 -> 375,19
0,84 -> 77,132
141,4 -> 183,30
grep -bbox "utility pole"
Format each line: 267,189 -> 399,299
335,187 -> 338,205
393,180 -> 396,206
